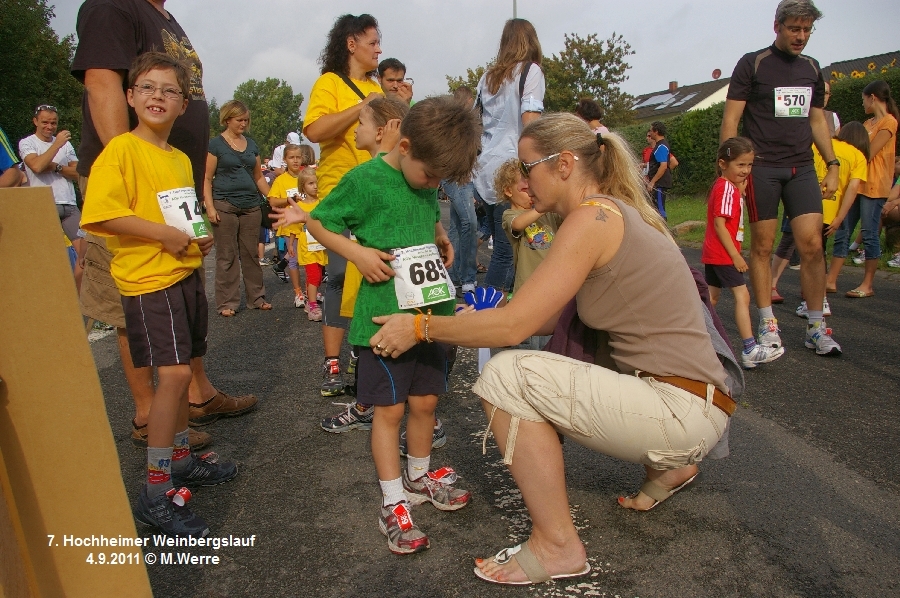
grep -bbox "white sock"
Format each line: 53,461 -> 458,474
759,306 -> 775,321
379,477 -> 406,507
407,455 -> 430,482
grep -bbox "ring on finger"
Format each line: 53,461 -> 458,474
375,343 -> 385,351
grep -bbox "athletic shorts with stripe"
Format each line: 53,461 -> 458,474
745,164 -> 822,223
355,343 -> 448,406
121,270 -> 208,368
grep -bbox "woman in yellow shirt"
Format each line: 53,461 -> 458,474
303,13 -> 384,400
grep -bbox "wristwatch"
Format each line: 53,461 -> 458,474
53,163 -> 63,174
826,159 -> 840,168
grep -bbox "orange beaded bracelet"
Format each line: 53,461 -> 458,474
414,313 -> 426,343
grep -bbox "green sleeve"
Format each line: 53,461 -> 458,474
310,174 -> 360,234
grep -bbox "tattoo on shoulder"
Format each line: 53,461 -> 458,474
595,208 -> 608,222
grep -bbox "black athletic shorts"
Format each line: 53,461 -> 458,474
704,264 -> 746,289
745,164 -> 822,223
121,270 -> 208,368
355,343 -> 448,406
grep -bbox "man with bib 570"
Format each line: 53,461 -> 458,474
721,0 -> 841,356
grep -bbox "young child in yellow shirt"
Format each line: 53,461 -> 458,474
80,52 -> 237,538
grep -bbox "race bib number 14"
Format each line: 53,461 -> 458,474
390,244 -> 455,309
774,86 -> 812,118
157,187 -> 210,238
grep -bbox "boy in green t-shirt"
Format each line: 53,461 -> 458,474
273,96 -> 481,555
80,52 -> 236,538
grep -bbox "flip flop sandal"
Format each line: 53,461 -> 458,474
257,302 -> 273,310
845,289 -> 874,298
219,309 -> 236,317
826,286 -> 838,294
771,288 -> 784,304
477,263 -> 488,273
474,540 -> 591,586
620,473 -> 699,511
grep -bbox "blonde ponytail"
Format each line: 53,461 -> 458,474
522,113 -> 673,241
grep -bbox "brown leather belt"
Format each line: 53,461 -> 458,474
638,372 -> 736,417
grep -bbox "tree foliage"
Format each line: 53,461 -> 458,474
543,33 -> 635,126
0,0 -> 84,148
446,65 -> 489,93
445,32 -> 635,127
208,98 -> 221,138
232,78 -> 304,158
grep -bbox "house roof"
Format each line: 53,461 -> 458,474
631,78 -> 730,123
824,51 -> 900,80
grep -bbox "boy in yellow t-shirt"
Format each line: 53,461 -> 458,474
268,143 -> 309,306
80,52 -> 236,539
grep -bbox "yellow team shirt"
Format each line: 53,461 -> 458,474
268,172 -> 304,237
293,197 -> 328,267
812,140 -> 868,225
303,73 -> 383,198
80,133 -> 202,295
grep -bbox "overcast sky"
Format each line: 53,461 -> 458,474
52,0 -> 897,113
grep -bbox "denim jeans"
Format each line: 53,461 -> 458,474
481,197 -> 515,292
444,181 -> 478,287
832,194 -> 886,259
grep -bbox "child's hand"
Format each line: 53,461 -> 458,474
825,216 -> 844,237
194,235 -> 215,256
381,119 -> 402,153
269,195 -> 303,228
160,226 -> 192,258
733,255 -> 749,273
354,246 -> 396,283
435,233 -> 454,269
454,304 -> 476,316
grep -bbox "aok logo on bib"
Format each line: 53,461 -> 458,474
390,243 -> 455,309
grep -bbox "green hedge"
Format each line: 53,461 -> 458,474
613,102 -> 726,197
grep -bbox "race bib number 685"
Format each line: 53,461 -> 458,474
390,244 -> 455,309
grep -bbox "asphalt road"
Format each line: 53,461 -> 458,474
88,206 -> 900,597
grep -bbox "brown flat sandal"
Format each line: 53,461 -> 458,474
219,309 -> 236,317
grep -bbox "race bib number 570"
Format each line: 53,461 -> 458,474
774,86 -> 812,118
390,244 -> 455,309
157,187 -> 210,238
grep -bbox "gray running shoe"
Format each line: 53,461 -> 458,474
805,324 -> 842,356
741,344 -> 785,369
379,502 -> 429,554
320,402 -> 373,433
402,466 -> 470,511
320,358 -> 345,397
757,317 -> 782,349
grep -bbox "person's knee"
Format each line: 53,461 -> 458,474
408,394 -> 438,415
374,403 -> 405,425
158,363 -> 193,387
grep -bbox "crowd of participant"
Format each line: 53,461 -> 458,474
1,0 -> 898,587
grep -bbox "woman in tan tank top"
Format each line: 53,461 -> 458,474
372,113 -> 731,585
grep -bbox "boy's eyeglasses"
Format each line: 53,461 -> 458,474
132,83 -> 184,101
34,104 -> 57,115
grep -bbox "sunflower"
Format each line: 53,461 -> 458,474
868,62 -> 876,70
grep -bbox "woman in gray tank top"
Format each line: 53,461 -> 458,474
372,114 -> 733,586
